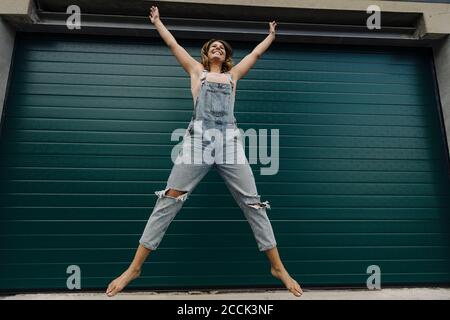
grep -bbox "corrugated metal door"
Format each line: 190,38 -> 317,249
1,33 -> 449,290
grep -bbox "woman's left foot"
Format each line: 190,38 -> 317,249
106,267 -> 141,297
270,267 -> 303,297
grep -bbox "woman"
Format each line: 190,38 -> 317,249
106,6 -> 303,298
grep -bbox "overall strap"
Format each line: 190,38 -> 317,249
226,72 -> 235,89
200,69 -> 208,82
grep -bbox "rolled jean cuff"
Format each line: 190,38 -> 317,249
139,239 -> 158,251
259,242 -> 277,252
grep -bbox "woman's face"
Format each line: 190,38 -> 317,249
207,41 -> 226,64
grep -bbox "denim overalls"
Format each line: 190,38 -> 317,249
139,69 -> 277,252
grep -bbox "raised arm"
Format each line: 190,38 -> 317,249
230,21 -> 277,81
149,6 -> 201,76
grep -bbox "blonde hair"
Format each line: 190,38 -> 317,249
200,39 -> 234,73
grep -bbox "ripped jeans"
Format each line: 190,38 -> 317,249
139,150 -> 277,252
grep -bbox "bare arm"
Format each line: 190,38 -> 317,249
230,21 -> 277,81
149,6 -> 201,76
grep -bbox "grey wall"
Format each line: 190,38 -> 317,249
0,17 -> 16,132
433,36 -> 450,158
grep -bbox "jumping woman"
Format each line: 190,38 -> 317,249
106,6 -> 303,298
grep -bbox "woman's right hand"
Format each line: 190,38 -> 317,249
149,6 -> 160,24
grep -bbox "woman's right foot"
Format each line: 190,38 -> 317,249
106,268 -> 141,297
270,266 -> 303,297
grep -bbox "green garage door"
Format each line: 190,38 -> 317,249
1,33 -> 450,291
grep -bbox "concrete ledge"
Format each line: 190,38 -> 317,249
0,17 -> 16,133
433,36 -> 450,162
0,0 -> 30,15
1,287 -> 450,300
1,0 -> 449,36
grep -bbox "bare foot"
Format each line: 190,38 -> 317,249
106,268 -> 141,297
271,267 -> 303,297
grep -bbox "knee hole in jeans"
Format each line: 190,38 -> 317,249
155,187 -> 189,202
247,200 -> 271,210
166,188 -> 187,198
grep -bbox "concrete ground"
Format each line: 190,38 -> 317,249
1,287 -> 450,300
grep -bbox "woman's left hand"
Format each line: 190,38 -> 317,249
269,21 -> 277,35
